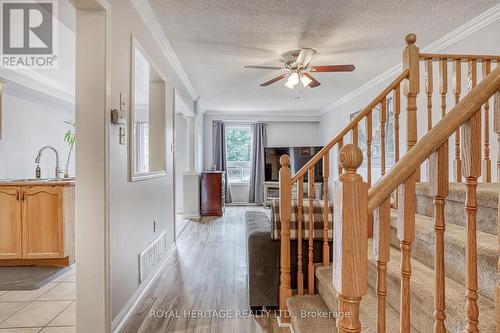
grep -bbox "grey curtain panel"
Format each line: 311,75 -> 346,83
249,122 -> 267,204
212,121 -> 232,203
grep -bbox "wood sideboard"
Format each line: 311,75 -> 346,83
200,171 -> 225,216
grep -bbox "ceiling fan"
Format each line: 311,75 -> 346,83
244,48 -> 355,89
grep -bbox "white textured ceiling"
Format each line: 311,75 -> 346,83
148,0 -> 498,114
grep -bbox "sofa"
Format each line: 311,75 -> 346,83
245,210 -> 331,310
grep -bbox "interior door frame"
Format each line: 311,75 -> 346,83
173,89 -> 195,239
74,0 -> 112,332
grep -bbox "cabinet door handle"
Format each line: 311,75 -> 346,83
16,191 -> 20,202
20,191 -> 25,201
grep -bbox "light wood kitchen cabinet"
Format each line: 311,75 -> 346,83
0,187 -> 22,259
0,182 -> 74,266
22,186 -> 64,259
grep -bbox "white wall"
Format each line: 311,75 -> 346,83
105,0 -> 195,321
174,114 -> 187,213
320,19 -> 500,185
0,0 -> 76,180
0,86 -> 75,179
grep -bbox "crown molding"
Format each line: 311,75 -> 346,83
131,0 -> 199,101
0,67 -> 75,104
174,88 -> 195,117
204,110 -> 321,122
320,3 -> 500,115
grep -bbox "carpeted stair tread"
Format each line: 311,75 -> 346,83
367,240 -> 496,333
287,294 -> 337,333
415,182 -> 498,235
315,265 -> 417,332
389,210 -> 497,301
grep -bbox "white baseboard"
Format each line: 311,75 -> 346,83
180,213 -> 200,219
111,244 -> 176,333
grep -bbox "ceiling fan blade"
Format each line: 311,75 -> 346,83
296,48 -> 316,67
260,73 -> 289,86
244,65 -> 283,70
303,73 -> 321,88
309,64 -> 355,72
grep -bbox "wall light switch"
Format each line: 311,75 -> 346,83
120,93 -> 127,111
119,126 -> 126,145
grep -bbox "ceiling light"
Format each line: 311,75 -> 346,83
301,74 -> 312,87
284,72 -> 299,89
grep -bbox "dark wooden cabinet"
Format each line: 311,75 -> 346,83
200,171 -> 225,216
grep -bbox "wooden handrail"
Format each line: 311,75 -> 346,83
420,53 -> 500,61
290,70 -> 409,183
368,65 -> 500,212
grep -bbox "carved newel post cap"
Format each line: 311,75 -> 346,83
279,154 -> 290,167
339,144 -> 363,172
405,33 -> 417,45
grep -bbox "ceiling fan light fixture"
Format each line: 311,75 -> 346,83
300,74 -> 312,87
284,72 -> 299,89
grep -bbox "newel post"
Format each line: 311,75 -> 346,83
278,154 -> 292,323
333,144 -> 368,333
403,33 -> 420,180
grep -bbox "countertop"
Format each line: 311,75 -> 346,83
0,178 -> 75,186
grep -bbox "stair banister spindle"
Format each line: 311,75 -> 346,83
338,138 -> 344,176
278,154 -> 292,323
494,91 -> 499,331
308,167 -> 315,294
453,59 -> 462,182
373,197 -> 390,332
482,60 -> 491,183
425,58 -> 433,131
366,113 -> 374,238
439,59 -> 448,118
380,99 -> 387,177
322,154 -> 330,266
462,58 -> 480,332
403,33 -> 420,180
429,142 -> 449,332
297,176 -> 304,295
397,171 -> 417,332
366,112 -> 373,187
333,144 -> 368,333
352,125 -> 359,145
394,85 -> 401,209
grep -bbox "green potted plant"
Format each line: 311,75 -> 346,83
64,121 -> 75,178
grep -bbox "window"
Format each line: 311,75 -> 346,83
134,121 -> 150,173
226,125 -> 252,183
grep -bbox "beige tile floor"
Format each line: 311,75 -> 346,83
0,265 -> 76,333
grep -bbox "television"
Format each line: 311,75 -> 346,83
264,146 -> 324,182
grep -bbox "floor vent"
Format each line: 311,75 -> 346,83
139,231 -> 167,283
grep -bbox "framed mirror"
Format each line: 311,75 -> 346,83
129,36 -> 167,181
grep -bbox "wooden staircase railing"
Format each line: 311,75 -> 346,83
278,33 -> 500,332
278,56 -> 408,324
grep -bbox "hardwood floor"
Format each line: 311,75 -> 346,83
121,207 -> 288,333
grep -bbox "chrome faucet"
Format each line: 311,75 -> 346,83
35,146 -> 62,180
